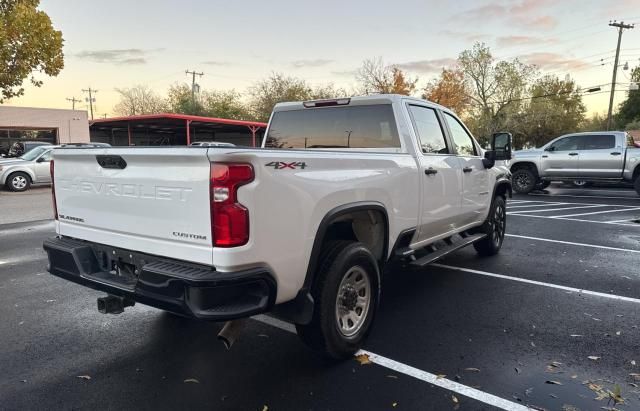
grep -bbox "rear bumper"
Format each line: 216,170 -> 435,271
43,236 -> 276,321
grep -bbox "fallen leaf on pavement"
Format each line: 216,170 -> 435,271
464,368 -> 480,372
616,331 -> 621,336
392,402 -> 398,408
588,356 -> 601,361
436,374 -> 446,379
571,375 -> 578,379
183,378 -> 200,384
515,367 -> 520,374
76,375 -> 91,380
386,375 -> 398,379
631,360 -> 636,366
546,380 -> 563,385
570,334 -> 583,337
452,395 -> 459,404
262,406 -> 268,411
355,353 -> 371,365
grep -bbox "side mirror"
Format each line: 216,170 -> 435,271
482,150 -> 496,169
36,157 -> 45,163
491,132 -> 512,160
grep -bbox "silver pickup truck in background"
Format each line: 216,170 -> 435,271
510,131 -> 640,196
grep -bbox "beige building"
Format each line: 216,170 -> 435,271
0,106 -> 90,155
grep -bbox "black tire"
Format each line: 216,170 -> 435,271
634,177 -> 640,197
296,240 -> 380,359
534,180 -> 551,190
473,196 -> 506,256
6,172 -> 31,192
512,169 -> 536,194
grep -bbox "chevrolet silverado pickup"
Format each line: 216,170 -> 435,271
43,95 -> 512,358
510,131 -> 640,195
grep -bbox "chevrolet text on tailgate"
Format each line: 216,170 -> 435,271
44,95 -> 513,358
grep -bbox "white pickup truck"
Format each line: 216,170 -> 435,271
44,95 -> 512,358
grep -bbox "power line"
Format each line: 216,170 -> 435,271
185,69 -> 204,107
65,97 -> 81,110
81,87 -> 98,120
607,20 -> 635,130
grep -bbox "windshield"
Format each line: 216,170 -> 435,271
20,146 -> 49,161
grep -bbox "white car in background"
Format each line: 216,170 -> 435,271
0,143 -> 110,192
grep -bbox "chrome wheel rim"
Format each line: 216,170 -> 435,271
335,266 -> 371,337
491,202 -> 506,246
12,175 -> 27,189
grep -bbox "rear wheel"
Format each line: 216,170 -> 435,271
512,169 -> 536,194
296,241 -> 380,359
7,172 -> 30,192
473,196 -> 506,256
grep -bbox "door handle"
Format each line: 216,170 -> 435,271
424,168 -> 438,175
463,167 -> 473,173
541,155 -> 548,158
568,152 -> 579,156
610,152 -> 621,156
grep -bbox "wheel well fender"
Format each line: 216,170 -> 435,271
6,169 -> 34,183
510,161 -> 539,178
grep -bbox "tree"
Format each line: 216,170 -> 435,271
511,75 -> 585,148
580,112 -> 608,132
616,66 -> 640,128
166,83 -> 206,116
201,89 -> 251,120
423,68 -> 470,115
113,85 -> 167,116
458,43 -> 535,140
0,0 -> 64,102
356,57 -> 418,95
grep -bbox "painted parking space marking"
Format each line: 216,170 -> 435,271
529,193 -> 640,201
507,203 -> 567,209
505,234 -> 640,253
508,205 -> 607,214
431,264 -> 640,304
552,206 -> 640,218
508,213 -> 640,227
252,315 -> 530,411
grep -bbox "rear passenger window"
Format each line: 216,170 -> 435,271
408,105 -> 449,154
582,135 -> 615,150
443,113 -> 477,156
265,105 -> 400,149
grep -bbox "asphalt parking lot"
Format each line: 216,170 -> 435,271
1,184 -> 639,410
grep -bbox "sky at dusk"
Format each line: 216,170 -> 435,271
5,0 -> 640,117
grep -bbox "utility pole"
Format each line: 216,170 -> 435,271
66,97 -> 81,110
607,21 -> 634,130
82,87 -> 98,120
185,69 -> 204,109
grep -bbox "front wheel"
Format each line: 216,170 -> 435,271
473,196 -> 506,256
296,241 -> 380,359
7,172 -> 31,192
512,169 -> 536,194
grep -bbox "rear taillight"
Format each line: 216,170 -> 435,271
50,160 -> 58,220
210,163 -> 254,247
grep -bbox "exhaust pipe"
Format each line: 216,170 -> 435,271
97,295 -> 134,314
217,319 -> 248,350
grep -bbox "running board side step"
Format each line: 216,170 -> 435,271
410,233 -> 487,267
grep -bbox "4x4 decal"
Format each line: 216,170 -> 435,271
265,161 -> 307,170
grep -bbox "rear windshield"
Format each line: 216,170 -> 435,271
264,105 -> 400,149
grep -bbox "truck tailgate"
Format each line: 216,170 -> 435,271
53,148 -> 213,265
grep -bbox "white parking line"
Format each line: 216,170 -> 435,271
508,213 -> 639,227
552,207 -> 640,218
431,264 -> 640,304
530,193 -> 639,200
505,234 -> 640,253
508,205 -> 607,214
252,316 -> 530,411
507,203 -> 567,209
